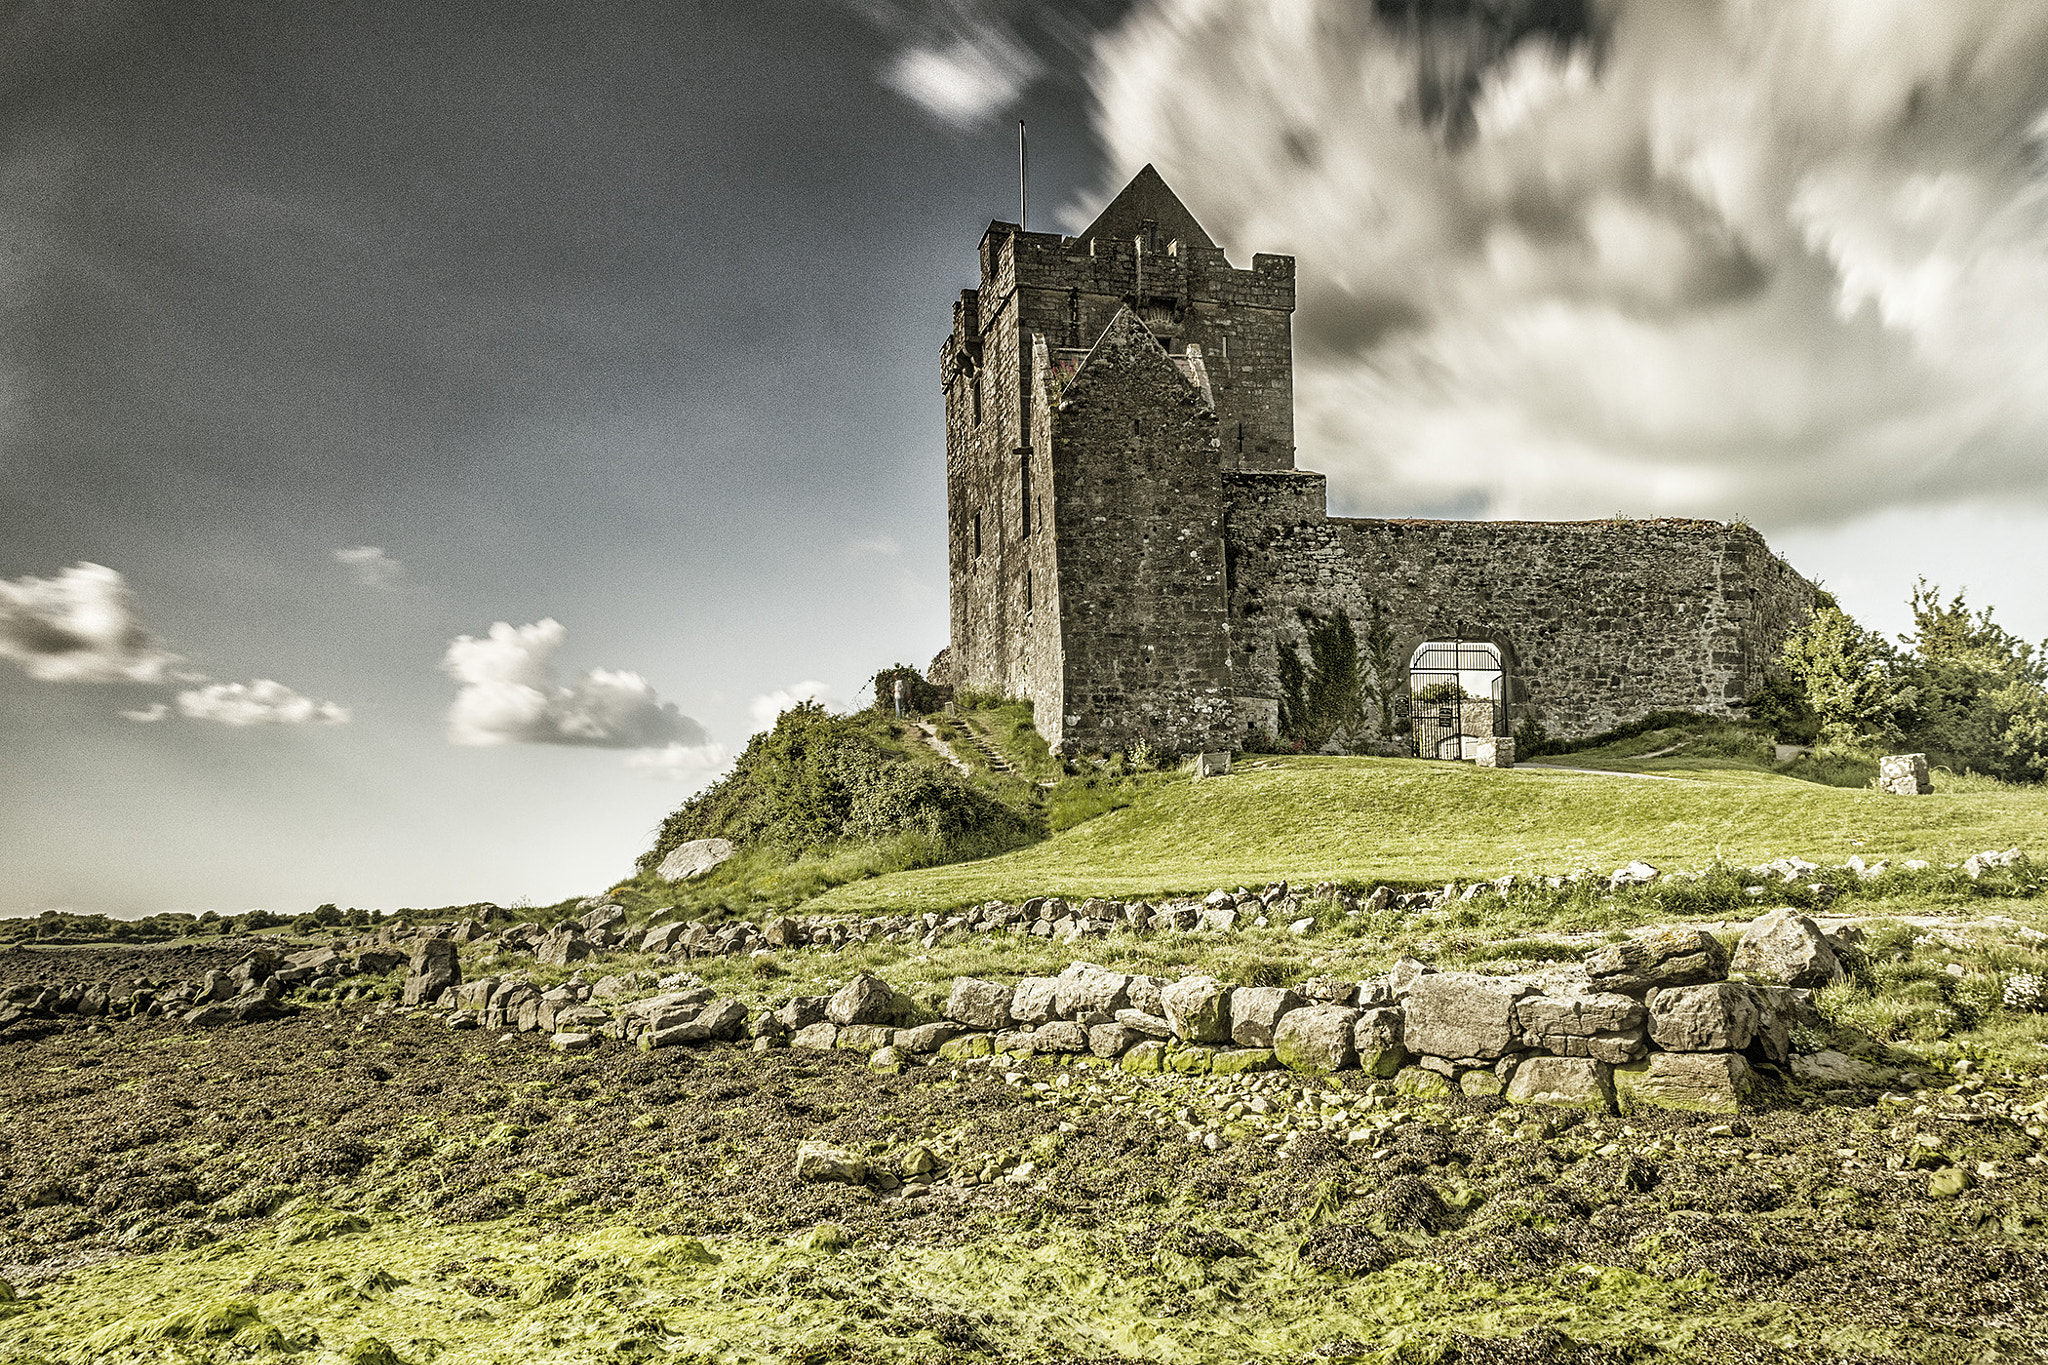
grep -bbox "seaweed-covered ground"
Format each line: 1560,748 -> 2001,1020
3,946 -> 2048,1364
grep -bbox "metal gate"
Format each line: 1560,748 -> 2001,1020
1410,640 -> 1505,760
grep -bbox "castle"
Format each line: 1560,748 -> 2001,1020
937,166 -> 1816,757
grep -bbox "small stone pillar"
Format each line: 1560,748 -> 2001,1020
1879,753 -> 1931,796
1194,751 -> 1231,778
1473,737 -> 1516,769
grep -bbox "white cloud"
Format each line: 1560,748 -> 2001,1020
0,562 -> 183,683
624,741 -> 732,783
334,545 -> 404,589
1088,1 -> 2048,526
441,619 -> 707,749
121,702 -> 169,723
878,1 -> 1040,130
177,679 -> 350,727
750,680 -> 838,729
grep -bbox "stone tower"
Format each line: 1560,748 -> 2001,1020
940,166 -> 1817,757
941,165 -> 1296,753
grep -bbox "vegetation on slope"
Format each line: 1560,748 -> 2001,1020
806,754 -> 2048,913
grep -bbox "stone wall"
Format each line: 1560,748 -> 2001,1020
1222,471 -> 1819,743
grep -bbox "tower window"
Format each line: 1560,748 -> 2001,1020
1025,568 -> 1033,616
1020,454 -> 1032,538
972,511 -> 982,559
972,372 -> 982,425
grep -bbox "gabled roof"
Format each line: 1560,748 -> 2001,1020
1077,164 -> 1217,252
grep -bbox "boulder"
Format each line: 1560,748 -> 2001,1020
1732,909 -> 1844,989
825,974 -> 896,1027
580,902 -> 626,936
937,1032 -> 993,1060
774,996 -> 827,1032
1515,991 -> 1647,1064
794,1140 -> 866,1185
1031,1020 -> 1090,1053
1227,986 -> 1302,1048
696,999 -> 749,1040
641,922 -> 690,954
945,978 -> 1015,1030
1298,976 -> 1356,1004
1400,972 -> 1530,1061
550,1031 -> 600,1052
402,939 -> 460,1007
554,1004 -> 611,1032
1647,983 -> 1766,1053
1351,1007 -> 1408,1079
1009,977 -> 1060,1025
891,1021 -> 958,1053
1087,1023 -> 1138,1059
1120,1041 -> 1167,1073
1583,927 -> 1730,996
1273,1005 -> 1359,1075
535,929 -> 591,969
1114,1008 -> 1173,1039
655,837 -> 736,882
1159,975 -> 1231,1044
834,1024 -> 895,1052
790,1021 -> 840,1050
1791,1050 -> 1897,1087
1124,975 -> 1167,1016
762,916 -> 803,948
1212,1048 -> 1277,1075
1054,963 -> 1130,1017
1504,1056 -> 1615,1112
1614,1052 -> 1754,1114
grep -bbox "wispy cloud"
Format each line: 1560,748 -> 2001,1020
441,618 -> 707,749
177,680 -> 350,727
750,679 -> 838,728
0,562 -> 183,683
334,545 -> 404,590
121,702 -> 169,723
624,741 -> 731,782
1090,0 -> 2048,525
857,1 -> 1041,129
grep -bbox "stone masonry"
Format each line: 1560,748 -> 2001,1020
940,165 -> 1817,755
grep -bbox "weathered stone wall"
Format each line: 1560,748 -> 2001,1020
1044,311 -> 1236,754
945,168 -> 1817,754
1222,471 -> 1818,743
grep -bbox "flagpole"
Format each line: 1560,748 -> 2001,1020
1018,119 -> 1028,231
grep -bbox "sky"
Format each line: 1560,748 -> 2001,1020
6,0 -> 2048,919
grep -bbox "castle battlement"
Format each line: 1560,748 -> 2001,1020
941,166 -> 1814,756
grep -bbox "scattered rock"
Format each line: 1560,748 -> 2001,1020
656,838 -> 736,882
1732,909 -> 1843,989
825,974 -> 896,1027
794,1140 -> 866,1185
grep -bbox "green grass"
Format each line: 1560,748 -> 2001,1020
804,755 -> 2048,912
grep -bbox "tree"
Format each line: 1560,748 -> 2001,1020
1779,604 -> 1912,747
1895,581 -> 2048,780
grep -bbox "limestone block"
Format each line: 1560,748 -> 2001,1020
1614,1052 -> 1754,1114
1088,1023 -> 1138,1059
1647,983 -> 1763,1053
1878,753 -> 1932,796
790,1021 -> 839,1050
1583,927 -> 1730,996
1732,909 -> 1844,989
1120,1041 -> 1167,1074
1114,1009 -> 1173,1039
655,837 -> 735,882
1195,751 -> 1231,777
1010,977 -> 1061,1025
1351,1007 -> 1408,1078
1791,1050 -> 1897,1087
794,1140 -> 865,1185
894,1021 -> 962,1054
696,999 -> 750,1040
936,1032 -> 993,1060
826,974 -> 897,1027
1032,1020 -> 1090,1053
1212,1048 -> 1276,1075
946,977 -> 1015,1030
1159,975 -> 1231,1044
1054,963 -> 1130,1017
1472,737 -> 1516,768
1515,991 -> 1647,1064
1228,986 -> 1303,1047
1394,1065 -> 1451,1100
1273,1005 -> 1359,1075
834,1024 -> 895,1052
1125,975 -> 1167,1015
1166,1046 -> 1214,1075
1298,976 -> 1356,1004
1400,972 -> 1531,1061
1504,1056 -> 1616,1112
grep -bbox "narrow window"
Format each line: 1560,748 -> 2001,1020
972,372 -> 982,425
972,511 -> 982,559
1025,568 -> 1033,616
1020,454 -> 1032,538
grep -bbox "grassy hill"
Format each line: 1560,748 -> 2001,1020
805,755 -> 2048,912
